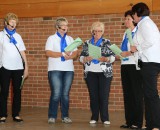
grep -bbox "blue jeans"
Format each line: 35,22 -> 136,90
48,71 -> 74,119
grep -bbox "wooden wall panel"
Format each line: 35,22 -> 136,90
0,0 -> 153,18
0,0 -> 74,4
59,0 -> 152,16
0,2 -> 59,18
153,0 -> 160,11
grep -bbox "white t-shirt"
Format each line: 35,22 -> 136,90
0,29 -> 26,70
45,33 -> 76,71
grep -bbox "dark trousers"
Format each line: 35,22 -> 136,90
121,65 -> 143,127
85,72 -> 112,122
0,67 -> 23,118
141,62 -> 160,129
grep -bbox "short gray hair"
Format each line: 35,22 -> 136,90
55,17 -> 68,29
91,22 -> 105,34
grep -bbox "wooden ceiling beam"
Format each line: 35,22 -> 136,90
0,0 -> 153,18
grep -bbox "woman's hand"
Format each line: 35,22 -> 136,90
121,51 -> 131,57
98,56 -> 109,62
23,66 -> 29,79
115,55 -> 120,60
83,56 -> 93,63
65,51 -> 72,56
130,45 -> 137,52
62,52 -> 71,60
63,51 -> 78,60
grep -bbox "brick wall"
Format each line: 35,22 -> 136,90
1,12 -> 160,111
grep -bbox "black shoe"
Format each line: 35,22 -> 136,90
120,124 -> 130,128
13,116 -> 23,122
0,117 -> 6,123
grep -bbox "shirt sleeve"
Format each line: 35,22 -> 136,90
18,35 -> 26,51
45,36 -> 53,51
109,55 -> 115,63
139,20 -> 156,50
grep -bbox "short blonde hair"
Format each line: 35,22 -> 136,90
91,22 -> 105,34
55,17 -> 68,29
4,13 -> 18,24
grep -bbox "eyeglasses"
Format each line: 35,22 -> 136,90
59,24 -> 68,27
94,30 -> 103,33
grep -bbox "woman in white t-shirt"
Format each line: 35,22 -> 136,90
0,13 -> 28,123
45,17 -> 78,124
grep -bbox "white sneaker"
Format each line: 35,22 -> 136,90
48,118 -> 55,124
89,120 -> 97,124
104,121 -> 110,125
62,117 -> 72,123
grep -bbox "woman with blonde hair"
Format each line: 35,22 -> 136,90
0,13 -> 28,123
80,21 -> 115,125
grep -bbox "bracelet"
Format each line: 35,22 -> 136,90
130,51 -> 134,54
62,52 -> 66,56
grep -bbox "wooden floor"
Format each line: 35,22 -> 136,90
0,107 -> 129,130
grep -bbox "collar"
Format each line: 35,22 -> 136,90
137,16 -> 150,28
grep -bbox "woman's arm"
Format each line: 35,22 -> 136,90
20,51 -> 28,79
65,50 -> 78,60
46,50 -> 63,58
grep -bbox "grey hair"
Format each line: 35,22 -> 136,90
55,17 -> 68,29
91,22 -> 105,34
